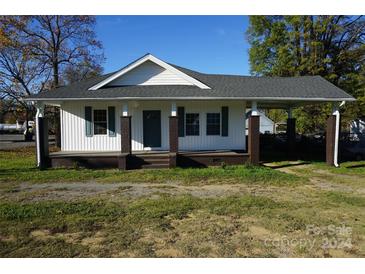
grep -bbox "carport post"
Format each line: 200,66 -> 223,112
287,107 -> 296,157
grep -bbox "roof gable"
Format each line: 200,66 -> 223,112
88,54 -> 211,90
106,60 -> 195,87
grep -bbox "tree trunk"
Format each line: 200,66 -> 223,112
53,62 -> 59,88
52,60 -> 61,148
294,24 -> 301,73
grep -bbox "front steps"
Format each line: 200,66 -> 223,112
129,154 -> 170,169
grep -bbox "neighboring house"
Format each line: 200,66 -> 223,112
245,110 -> 275,134
24,53 -> 355,169
350,118 -> 365,138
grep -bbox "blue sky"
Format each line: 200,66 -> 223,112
95,16 -> 250,76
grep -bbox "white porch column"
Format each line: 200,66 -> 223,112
251,101 -> 258,116
171,101 -> 177,117
35,102 -> 45,167
122,102 -> 129,117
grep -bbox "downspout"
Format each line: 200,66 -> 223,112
34,102 -> 44,167
333,101 -> 345,167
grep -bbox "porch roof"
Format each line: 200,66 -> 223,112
24,60 -> 355,106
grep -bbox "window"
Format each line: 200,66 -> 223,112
93,109 -> 107,135
206,113 -> 220,135
185,113 -> 199,136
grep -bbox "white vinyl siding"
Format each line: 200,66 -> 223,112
178,101 -> 246,151
60,100 -> 246,152
106,60 -> 194,87
61,101 -> 121,151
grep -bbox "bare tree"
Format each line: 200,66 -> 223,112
0,15 -> 104,145
0,34 -> 50,139
9,16 -> 104,87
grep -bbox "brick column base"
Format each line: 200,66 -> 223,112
118,153 -> 129,170
169,152 -> 177,168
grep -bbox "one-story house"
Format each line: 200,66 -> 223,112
24,53 -> 355,169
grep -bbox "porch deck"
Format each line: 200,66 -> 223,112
49,150 -> 249,169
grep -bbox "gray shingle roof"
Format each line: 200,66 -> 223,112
24,63 -> 355,102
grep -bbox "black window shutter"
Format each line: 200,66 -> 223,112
108,106 -> 116,137
221,106 -> 228,136
85,106 -> 93,137
178,106 -> 185,137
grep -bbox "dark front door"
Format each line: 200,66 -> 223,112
143,110 -> 161,147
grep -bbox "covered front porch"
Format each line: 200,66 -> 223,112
35,99 -> 342,170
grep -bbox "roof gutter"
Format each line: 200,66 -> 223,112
23,96 -> 356,102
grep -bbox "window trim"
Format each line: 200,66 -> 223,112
206,112 -> 221,136
185,112 -> 200,136
93,108 -> 108,136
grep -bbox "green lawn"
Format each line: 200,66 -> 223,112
0,148 -> 364,257
0,148 -> 300,185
